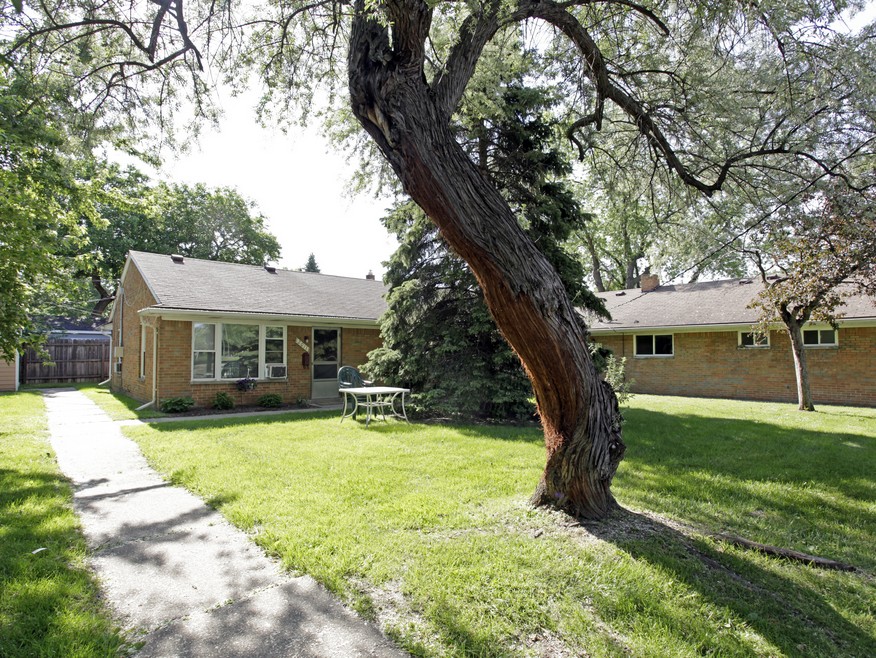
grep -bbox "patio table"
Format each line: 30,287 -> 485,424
339,386 -> 410,427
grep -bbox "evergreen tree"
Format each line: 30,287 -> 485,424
365,83 -> 602,420
303,253 -> 320,273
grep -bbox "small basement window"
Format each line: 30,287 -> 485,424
739,331 -> 769,348
635,334 -> 674,357
803,328 -> 837,347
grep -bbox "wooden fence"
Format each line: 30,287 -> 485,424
22,337 -> 110,384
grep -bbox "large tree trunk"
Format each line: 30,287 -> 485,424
785,320 -> 815,411
348,3 -> 625,518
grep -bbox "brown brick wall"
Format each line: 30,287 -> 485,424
594,326 -> 876,407
159,322 -> 316,407
342,327 -> 382,369
110,264 -> 157,402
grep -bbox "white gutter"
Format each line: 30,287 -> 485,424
588,318 -> 876,335
135,326 -> 158,411
138,307 -> 381,328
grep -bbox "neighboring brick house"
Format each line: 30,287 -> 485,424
587,274 -> 876,407
110,251 -> 386,409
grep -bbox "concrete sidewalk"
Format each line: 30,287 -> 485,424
43,389 -> 407,657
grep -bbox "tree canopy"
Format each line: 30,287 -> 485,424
747,178 -> 876,410
3,0 -> 875,518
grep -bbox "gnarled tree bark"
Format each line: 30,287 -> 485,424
348,1 -> 624,519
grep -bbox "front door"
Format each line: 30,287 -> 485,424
311,328 -> 340,399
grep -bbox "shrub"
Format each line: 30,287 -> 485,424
212,392 -> 235,410
257,393 -> 283,408
589,341 -> 633,405
159,397 -> 195,413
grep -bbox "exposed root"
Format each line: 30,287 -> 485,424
709,533 -> 858,572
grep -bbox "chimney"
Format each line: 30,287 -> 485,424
366,270 -> 376,280
641,273 -> 660,292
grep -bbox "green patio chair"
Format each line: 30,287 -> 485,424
337,366 -> 372,389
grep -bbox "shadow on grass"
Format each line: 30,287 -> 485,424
583,507 -> 876,658
616,408 -> 876,568
0,468 -> 124,657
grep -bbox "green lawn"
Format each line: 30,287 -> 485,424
0,392 -> 125,657
122,395 -> 876,657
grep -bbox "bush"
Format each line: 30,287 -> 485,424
212,392 -> 235,410
257,393 -> 283,408
589,341 -> 633,405
159,397 -> 195,413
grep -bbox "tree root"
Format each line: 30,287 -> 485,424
710,533 -> 857,572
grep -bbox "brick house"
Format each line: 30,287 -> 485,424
110,251 -> 386,409
587,275 -> 876,407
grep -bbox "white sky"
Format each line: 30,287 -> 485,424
157,2 -> 876,281
158,91 -> 397,280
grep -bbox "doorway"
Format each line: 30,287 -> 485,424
311,328 -> 340,399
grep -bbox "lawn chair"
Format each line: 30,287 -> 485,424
338,366 -> 373,422
337,366 -> 372,389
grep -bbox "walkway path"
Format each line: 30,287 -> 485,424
43,389 -> 407,658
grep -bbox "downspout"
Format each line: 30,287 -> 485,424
98,328 -> 112,386
135,325 -> 158,411
99,280 -> 121,386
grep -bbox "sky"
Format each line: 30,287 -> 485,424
158,92 -> 397,280
157,3 -> 876,281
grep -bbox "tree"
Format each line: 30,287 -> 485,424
78,171 -> 281,314
367,81 -> 598,419
0,69 -> 94,359
5,1 -> 874,518
303,253 -> 320,273
147,183 -> 281,266
747,179 -> 876,411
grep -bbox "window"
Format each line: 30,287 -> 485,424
634,334 -> 674,357
193,323 -> 216,379
264,326 -> 286,373
192,323 -> 287,380
803,328 -> 837,347
740,331 -> 769,348
139,325 -> 147,377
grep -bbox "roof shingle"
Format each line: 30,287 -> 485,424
129,251 -> 387,321
586,278 -> 876,332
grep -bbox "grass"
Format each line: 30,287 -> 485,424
0,391 -> 125,657
122,395 -> 876,657
76,384 -> 164,420
22,382 -> 164,421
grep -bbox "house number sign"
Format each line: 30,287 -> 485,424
295,338 -> 310,352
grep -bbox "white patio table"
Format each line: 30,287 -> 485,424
339,386 -> 410,427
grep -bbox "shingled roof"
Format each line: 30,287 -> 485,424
586,278 -> 876,332
127,251 -> 387,322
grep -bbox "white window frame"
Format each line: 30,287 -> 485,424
139,324 -> 147,378
739,330 -> 769,349
633,333 -> 674,358
803,327 -> 838,348
263,325 -> 287,378
192,322 -> 287,381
